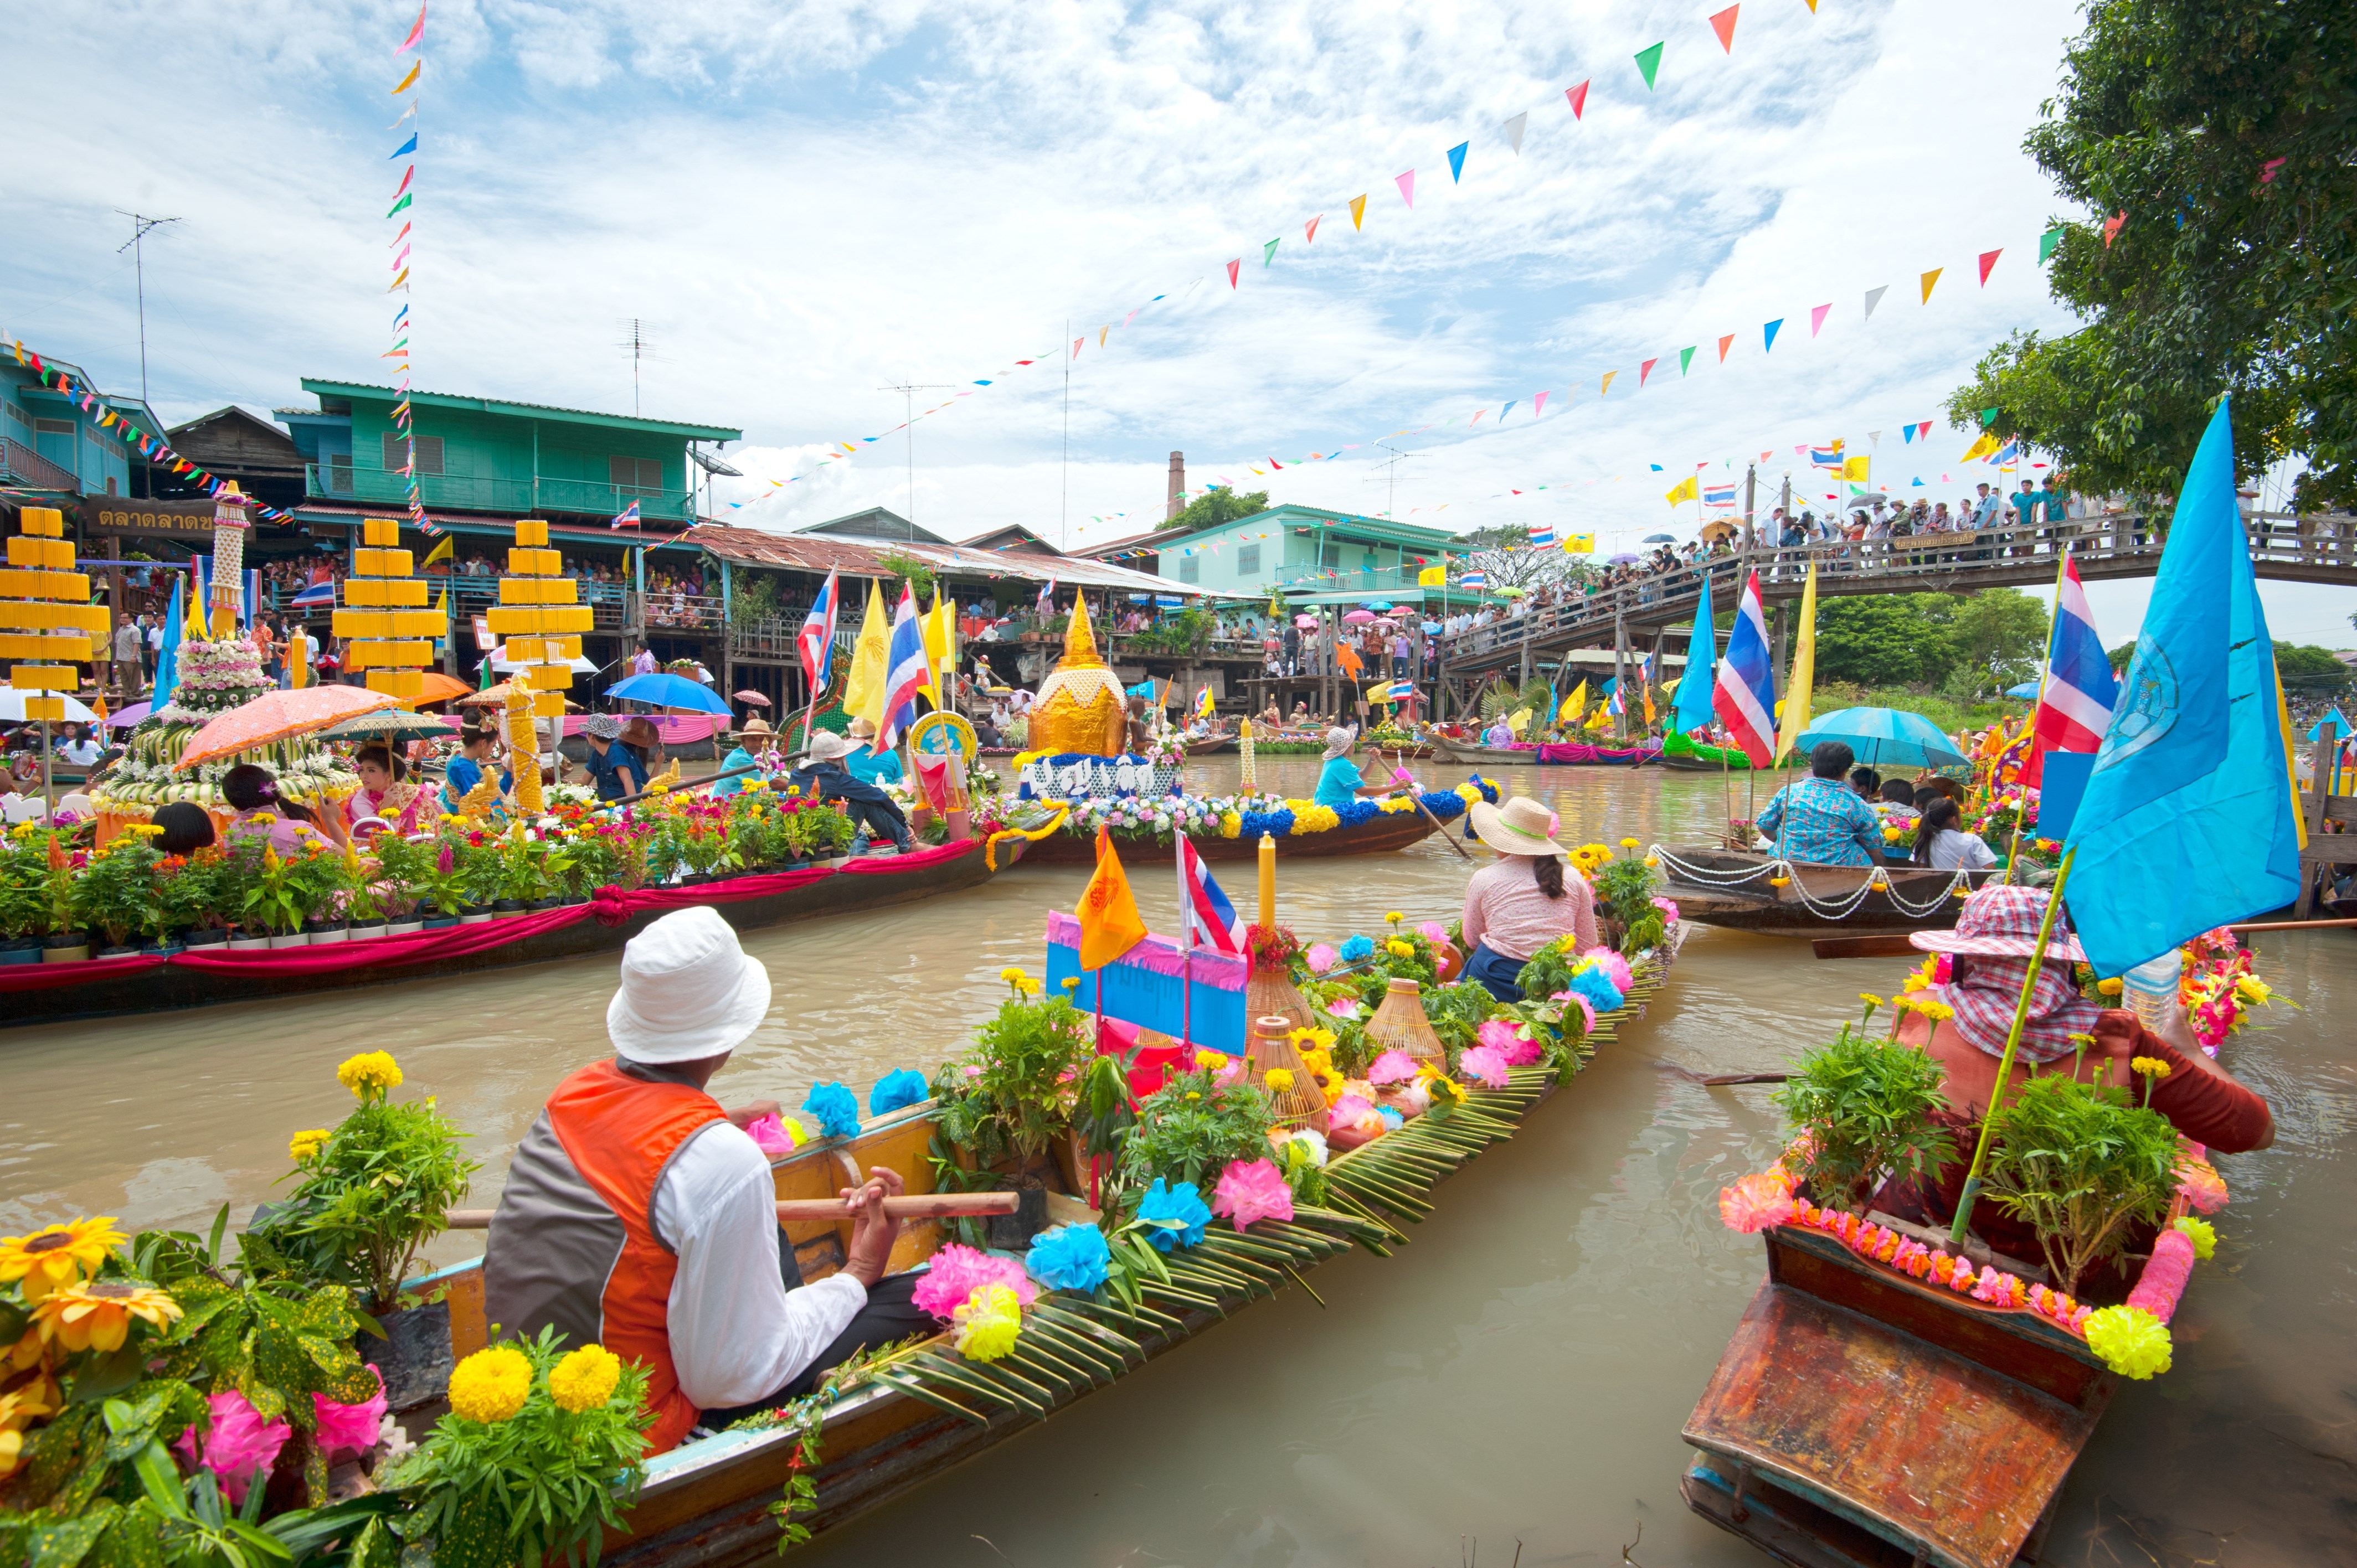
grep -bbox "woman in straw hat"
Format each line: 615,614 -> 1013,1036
1872,885 -> 2272,1277
714,718 -> 774,799
1458,795 -> 1601,1002
842,715 -> 903,786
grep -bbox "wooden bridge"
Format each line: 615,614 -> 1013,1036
1434,510 -> 2357,711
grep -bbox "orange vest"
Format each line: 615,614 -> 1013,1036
543,1061 -> 725,1453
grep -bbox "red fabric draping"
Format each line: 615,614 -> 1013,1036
1534,742 -> 1665,764
13,840 -> 987,990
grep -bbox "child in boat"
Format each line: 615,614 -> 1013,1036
482,909 -> 932,1453
1458,795 -> 1600,1002
1912,797 -> 1997,870
1873,886 -> 2272,1288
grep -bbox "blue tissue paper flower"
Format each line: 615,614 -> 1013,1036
1025,1222 -> 1111,1292
802,1081 -> 862,1139
868,1068 -> 930,1117
1338,935 -> 1376,963
1376,1105 -> 1405,1129
1419,790 -> 1465,821
1138,1178 -> 1210,1252
1336,800 -> 1381,827
1569,965 -> 1625,1015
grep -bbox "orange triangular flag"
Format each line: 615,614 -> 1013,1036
1349,194 -> 1367,230
1306,214 -> 1321,244
1919,267 -> 1943,303
1710,4 -> 1740,52
1075,826 -> 1147,970
1717,333 -> 1735,362
1977,247 -> 2003,285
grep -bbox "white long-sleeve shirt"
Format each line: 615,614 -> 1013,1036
1923,828 -> 1998,871
648,1121 -> 866,1410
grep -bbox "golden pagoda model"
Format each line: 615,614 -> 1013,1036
0,507 -> 102,733
1028,596 -> 1128,757
487,518 -> 586,813
331,517 -> 438,699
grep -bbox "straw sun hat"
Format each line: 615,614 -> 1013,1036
1466,796 -> 1568,858
1908,884 -> 2085,963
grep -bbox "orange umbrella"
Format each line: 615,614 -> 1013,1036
176,686 -> 400,770
400,672 -> 473,709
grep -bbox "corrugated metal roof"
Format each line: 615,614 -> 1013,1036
683,522 -> 1195,595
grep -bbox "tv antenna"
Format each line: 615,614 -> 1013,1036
877,380 -> 957,539
114,212 -> 181,404
619,319 -> 657,415
1362,442 -> 1424,520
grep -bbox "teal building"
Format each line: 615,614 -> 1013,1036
1090,504 -> 1459,605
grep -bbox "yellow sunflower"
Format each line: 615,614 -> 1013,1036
32,1280 -> 183,1353
0,1217 -> 126,1302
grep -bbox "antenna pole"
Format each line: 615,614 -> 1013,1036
875,381 -> 957,539
115,213 -> 181,404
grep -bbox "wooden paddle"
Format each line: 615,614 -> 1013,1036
441,1191 -> 1018,1230
1812,916 -> 2357,961
1393,750 -> 1473,862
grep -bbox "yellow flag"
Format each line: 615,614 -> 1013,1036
1417,565 -> 1447,587
187,579 -> 208,640
421,535 -> 455,569
1349,194 -> 1367,230
843,580 -> 892,730
924,590 -> 955,699
1562,532 -> 1596,554
1775,561 -> 1818,763
1507,706 -> 1531,736
1075,826 -> 1147,969
1559,680 -> 1588,723
1841,455 -> 1871,482
2276,669 -> 2308,851
1920,267 -> 1942,303
1959,430 -> 2003,463
1664,475 -> 1699,506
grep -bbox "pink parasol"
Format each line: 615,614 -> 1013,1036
734,689 -> 771,706
1342,610 -> 1377,625
176,687 -> 398,770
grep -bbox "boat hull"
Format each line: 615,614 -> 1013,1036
1005,809 -> 1443,863
1655,845 -> 1996,937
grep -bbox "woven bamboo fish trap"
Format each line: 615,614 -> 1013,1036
1364,978 -> 1447,1071
1244,1014 -> 1330,1134
1246,958 -> 1316,1033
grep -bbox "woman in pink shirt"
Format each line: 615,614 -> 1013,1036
1458,795 -> 1599,1001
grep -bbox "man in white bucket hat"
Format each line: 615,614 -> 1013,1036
483,907 -> 929,1452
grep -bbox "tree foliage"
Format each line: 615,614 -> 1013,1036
1814,590 -> 2049,695
1157,487 -> 1269,532
1457,524 -> 1595,593
1945,0 -> 2356,508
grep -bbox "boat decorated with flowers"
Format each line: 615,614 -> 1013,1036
1658,733 -> 1754,772
1428,734 -> 1661,767
1648,843 -> 2004,937
0,845 -> 1686,1565
976,775 -> 1496,865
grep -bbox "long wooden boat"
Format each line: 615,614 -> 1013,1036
0,841 -> 1006,1029
1183,735 -> 1239,755
1659,734 -> 1754,772
388,929 -> 1686,1563
1004,807 -> 1447,864
1427,735 -> 1538,766
1682,1218 -> 2116,1568
1654,844 -> 1998,937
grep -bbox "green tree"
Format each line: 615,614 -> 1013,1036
2275,642 -> 2351,696
1815,597 -> 1948,687
1946,590 -> 2052,695
2108,641 -> 2138,674
1157,487 -> 1269,532
1945,0 -> 2356,509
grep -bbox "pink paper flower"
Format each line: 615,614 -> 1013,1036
176,1389 -> 290,1504
912,1244 -> 1038,1319
2126,1228 -> 2196,1323
1210,1158 -> 1295,1232
1717,1172 -> 1797,1234
1417,921 -> 1449,945
1212,1055 -> 1248,1087
313,1366 -> 388,1462
1325,997 -> 1361,1019
1457,1044 -> 1511,1088
1580,947 -> 1634,992
1329,1094 -> 1377,1131
1305,943 -> 1338,974
1549,991 -> 1599,1034
1650,895 -> 1680,923
1366,1050 -> 1421,1085
745,1114 -> 801,1157
1477,1017 -> 1543,1067
2175,1158 -> 2229,1214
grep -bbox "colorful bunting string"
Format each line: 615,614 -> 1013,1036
384,2 -> 425,530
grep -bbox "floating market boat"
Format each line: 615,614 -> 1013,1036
999,806 -> 1449,864
1427,735 -> 1659,767
0,842 -> 1005,1029
1658,733 -> 1754,772
1650,844 -> 1998,937
393,929 -> 1687,1564
1426,735 -> 1539,766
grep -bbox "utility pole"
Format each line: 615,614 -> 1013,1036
876,381 -> 956,539
114,213 -> 181,404
1743,463 -> 1758,546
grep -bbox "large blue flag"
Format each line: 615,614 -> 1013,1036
2063,398 -> 2302,973
1672,572 -> 1717,735
153,576 -> 185,708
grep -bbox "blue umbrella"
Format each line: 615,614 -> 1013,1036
1363,600 -> 1395,611
1794,705 -> 1970,770
604,672 -> 732,715
2005,680 -> 2041,699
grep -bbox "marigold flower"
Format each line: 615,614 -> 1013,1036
1195,1050 -> 1229,1071
447,1345 -> 533,1423
1264,1068 -> 1295,1092
335,1051 -> 403,1101
2130,1055 -> 2172,1080
548,1344 -> 623,1413
1769,875 -> 1790,888
0,1216 -> 125,1302
288,1128 -> 331,1162
2082,1304 -> 2173,1380
2097,976 -> 2124,996
33,1280 -> 182,1353
1385,938 -> 1414,958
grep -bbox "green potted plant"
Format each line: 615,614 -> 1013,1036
217,839 -> 274,950
291,844 -> 354,943
243,844 -> 316,947
162,852 -> 229,948
1773,998 -> 1954,1216
929,970 -> 1096,1241
458,834 -> 505,919
0,836 -> 56,962
69,835 -> 158,958
369,832 -> 427,935
1982,1072 -> 2183,1295
1119,1066 -> 1276,1193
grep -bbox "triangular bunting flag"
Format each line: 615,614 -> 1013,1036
1864,284 -> 1888,320
1499,401 -> 1516,422
1634,42 -> 1665,89
2039,226 -> 2065,264
1868,430 -> 1882,446
1396,169 -> 1416,208
1073,337 -> 1084,358
1809,302 -> 1831,337
1533,390 -> 1549,417
1350,194 -> 1367,230
1680,346 -> 1696,375
1718,333 -> 1735,362
1710,4 -> 1740,53
1919,267 -> 1942,302
1566,80 -> 1590,118
1601,371 -> 1618,396
1099,325 -> 1109,346
1902,424 -> 1916,444
1977,247 -> 2003,285
390,60 -> 420,94
390,133 -> 418,159
1640,357 -> 1660,386
1447,142 -> 1468,183
1917,420 -> 1933,441
1763,318 -> 1783,353
1980,406 -> 2000,427
2102,210 -> 2126,246
1306,214 -> 1321,244
1264,238 -> 1280,266
1226,259 -> 1241,288
1505,112 -> 1528,154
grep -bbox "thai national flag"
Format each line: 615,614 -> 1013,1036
1711,570 -> 1777,766
881,586 -> 933,747
797,569 -> 838,693
1527,525 -> 1558,546
1459,570 -> 1488,587
290,579 -> 338,610
1175,835 -> 1241,955
1809,445 -> 1844,470
1702,482 -> 1738,510
610,499 -> 641,529
2023,553 -> 2118,787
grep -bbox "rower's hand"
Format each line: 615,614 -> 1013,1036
841,1166 -> 907,1288
724,1100 -> 783,1130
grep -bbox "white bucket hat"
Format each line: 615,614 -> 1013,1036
606,907 -> 773,1064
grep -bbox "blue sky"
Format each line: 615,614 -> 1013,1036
5,0 -> 2348,645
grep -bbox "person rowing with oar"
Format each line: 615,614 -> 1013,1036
482,908 -> 933,1452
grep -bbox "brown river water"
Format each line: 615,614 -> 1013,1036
3,757 -> 2351,1566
